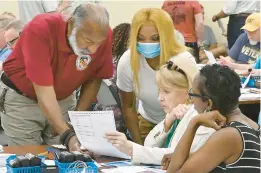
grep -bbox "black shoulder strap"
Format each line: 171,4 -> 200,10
104,80 -> 122,109
108,85 -> 122,109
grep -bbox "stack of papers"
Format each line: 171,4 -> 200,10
240,88 -> 261,101
99,160 -> 164,173
101,166 -> 166,173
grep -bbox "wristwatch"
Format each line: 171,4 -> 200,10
66,121 -> 74,130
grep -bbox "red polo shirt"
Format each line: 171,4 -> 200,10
3,13 -> 113,100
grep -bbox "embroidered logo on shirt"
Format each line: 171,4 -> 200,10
76,55 -> 91,71
154,131 -> 161,138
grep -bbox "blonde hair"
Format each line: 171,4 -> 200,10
130,8 -> 187,91
156,66 -> 189,90
156,56 -> 199,91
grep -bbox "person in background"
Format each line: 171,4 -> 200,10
220,13 -> 260,65
220,57 -> 260,88
4,20 -> 25,50
164,64 -> 260,173
105,56 -> 215,165
18,0 -> 72,23
199,5 -> 227,63
0,13 -> 16,71
112,23 -> 131,65
1,3 -> 112,151
116,8 -> 195,144
220,57 -> 260,76
93,23 -> 131,134
212,0 -> 260,49
162,0 -> 204,63
59,0 -> 99,15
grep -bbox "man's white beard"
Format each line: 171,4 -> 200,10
68,27 -> 90,56
249,39 -> 259,45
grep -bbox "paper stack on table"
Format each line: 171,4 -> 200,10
69,111 -> 130,159
240,88 -> 261,101
101,166 -> 166,173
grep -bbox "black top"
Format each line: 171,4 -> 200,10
211,121 -> 260,173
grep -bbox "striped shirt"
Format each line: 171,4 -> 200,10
211,121 -> 260,173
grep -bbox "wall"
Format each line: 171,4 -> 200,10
102,0 -> 228,44
0,1 -> 19,18
0,0 -> 228,44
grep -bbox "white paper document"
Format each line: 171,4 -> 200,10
69,111 -> 130,159
204,50 -> 217,64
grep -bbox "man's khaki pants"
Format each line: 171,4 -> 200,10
0,81 -> 76,146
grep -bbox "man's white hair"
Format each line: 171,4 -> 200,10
72,2 -> 109,30
4,19 -> 24,33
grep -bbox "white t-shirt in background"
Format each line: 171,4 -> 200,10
223,0 -> 260,15
18,0 -> 58,23
117,49 -> 195,124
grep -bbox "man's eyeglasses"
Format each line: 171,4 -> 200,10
6,36 -> 19,47
188,88 -> 210,100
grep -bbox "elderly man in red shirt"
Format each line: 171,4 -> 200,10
0,3 -> 113,151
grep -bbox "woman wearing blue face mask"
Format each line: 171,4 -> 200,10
117,8 -> 196,144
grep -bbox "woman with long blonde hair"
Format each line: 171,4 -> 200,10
116,8 -> 195,144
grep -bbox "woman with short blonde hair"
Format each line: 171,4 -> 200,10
106,56 -> 214,165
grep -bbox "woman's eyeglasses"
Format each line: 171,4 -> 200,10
188,88 -> 210,100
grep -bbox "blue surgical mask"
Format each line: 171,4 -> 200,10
137,42 -> 160,59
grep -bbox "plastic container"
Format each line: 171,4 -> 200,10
6,155 -> 46,173
55,160 -> 98,173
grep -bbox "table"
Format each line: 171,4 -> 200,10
4,145 -> 47,155
239,99 -> 260,105
3,145 -> 121,163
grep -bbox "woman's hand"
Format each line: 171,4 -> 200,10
166,104 -> 189,122
192,110 -> 226,130
161,152 -> 173,170
104,131 -> 133,156
164,104 -> 189,132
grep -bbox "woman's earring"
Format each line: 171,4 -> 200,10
204,107 -> 211,113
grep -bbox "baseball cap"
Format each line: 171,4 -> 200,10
241,13 -> 260,32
